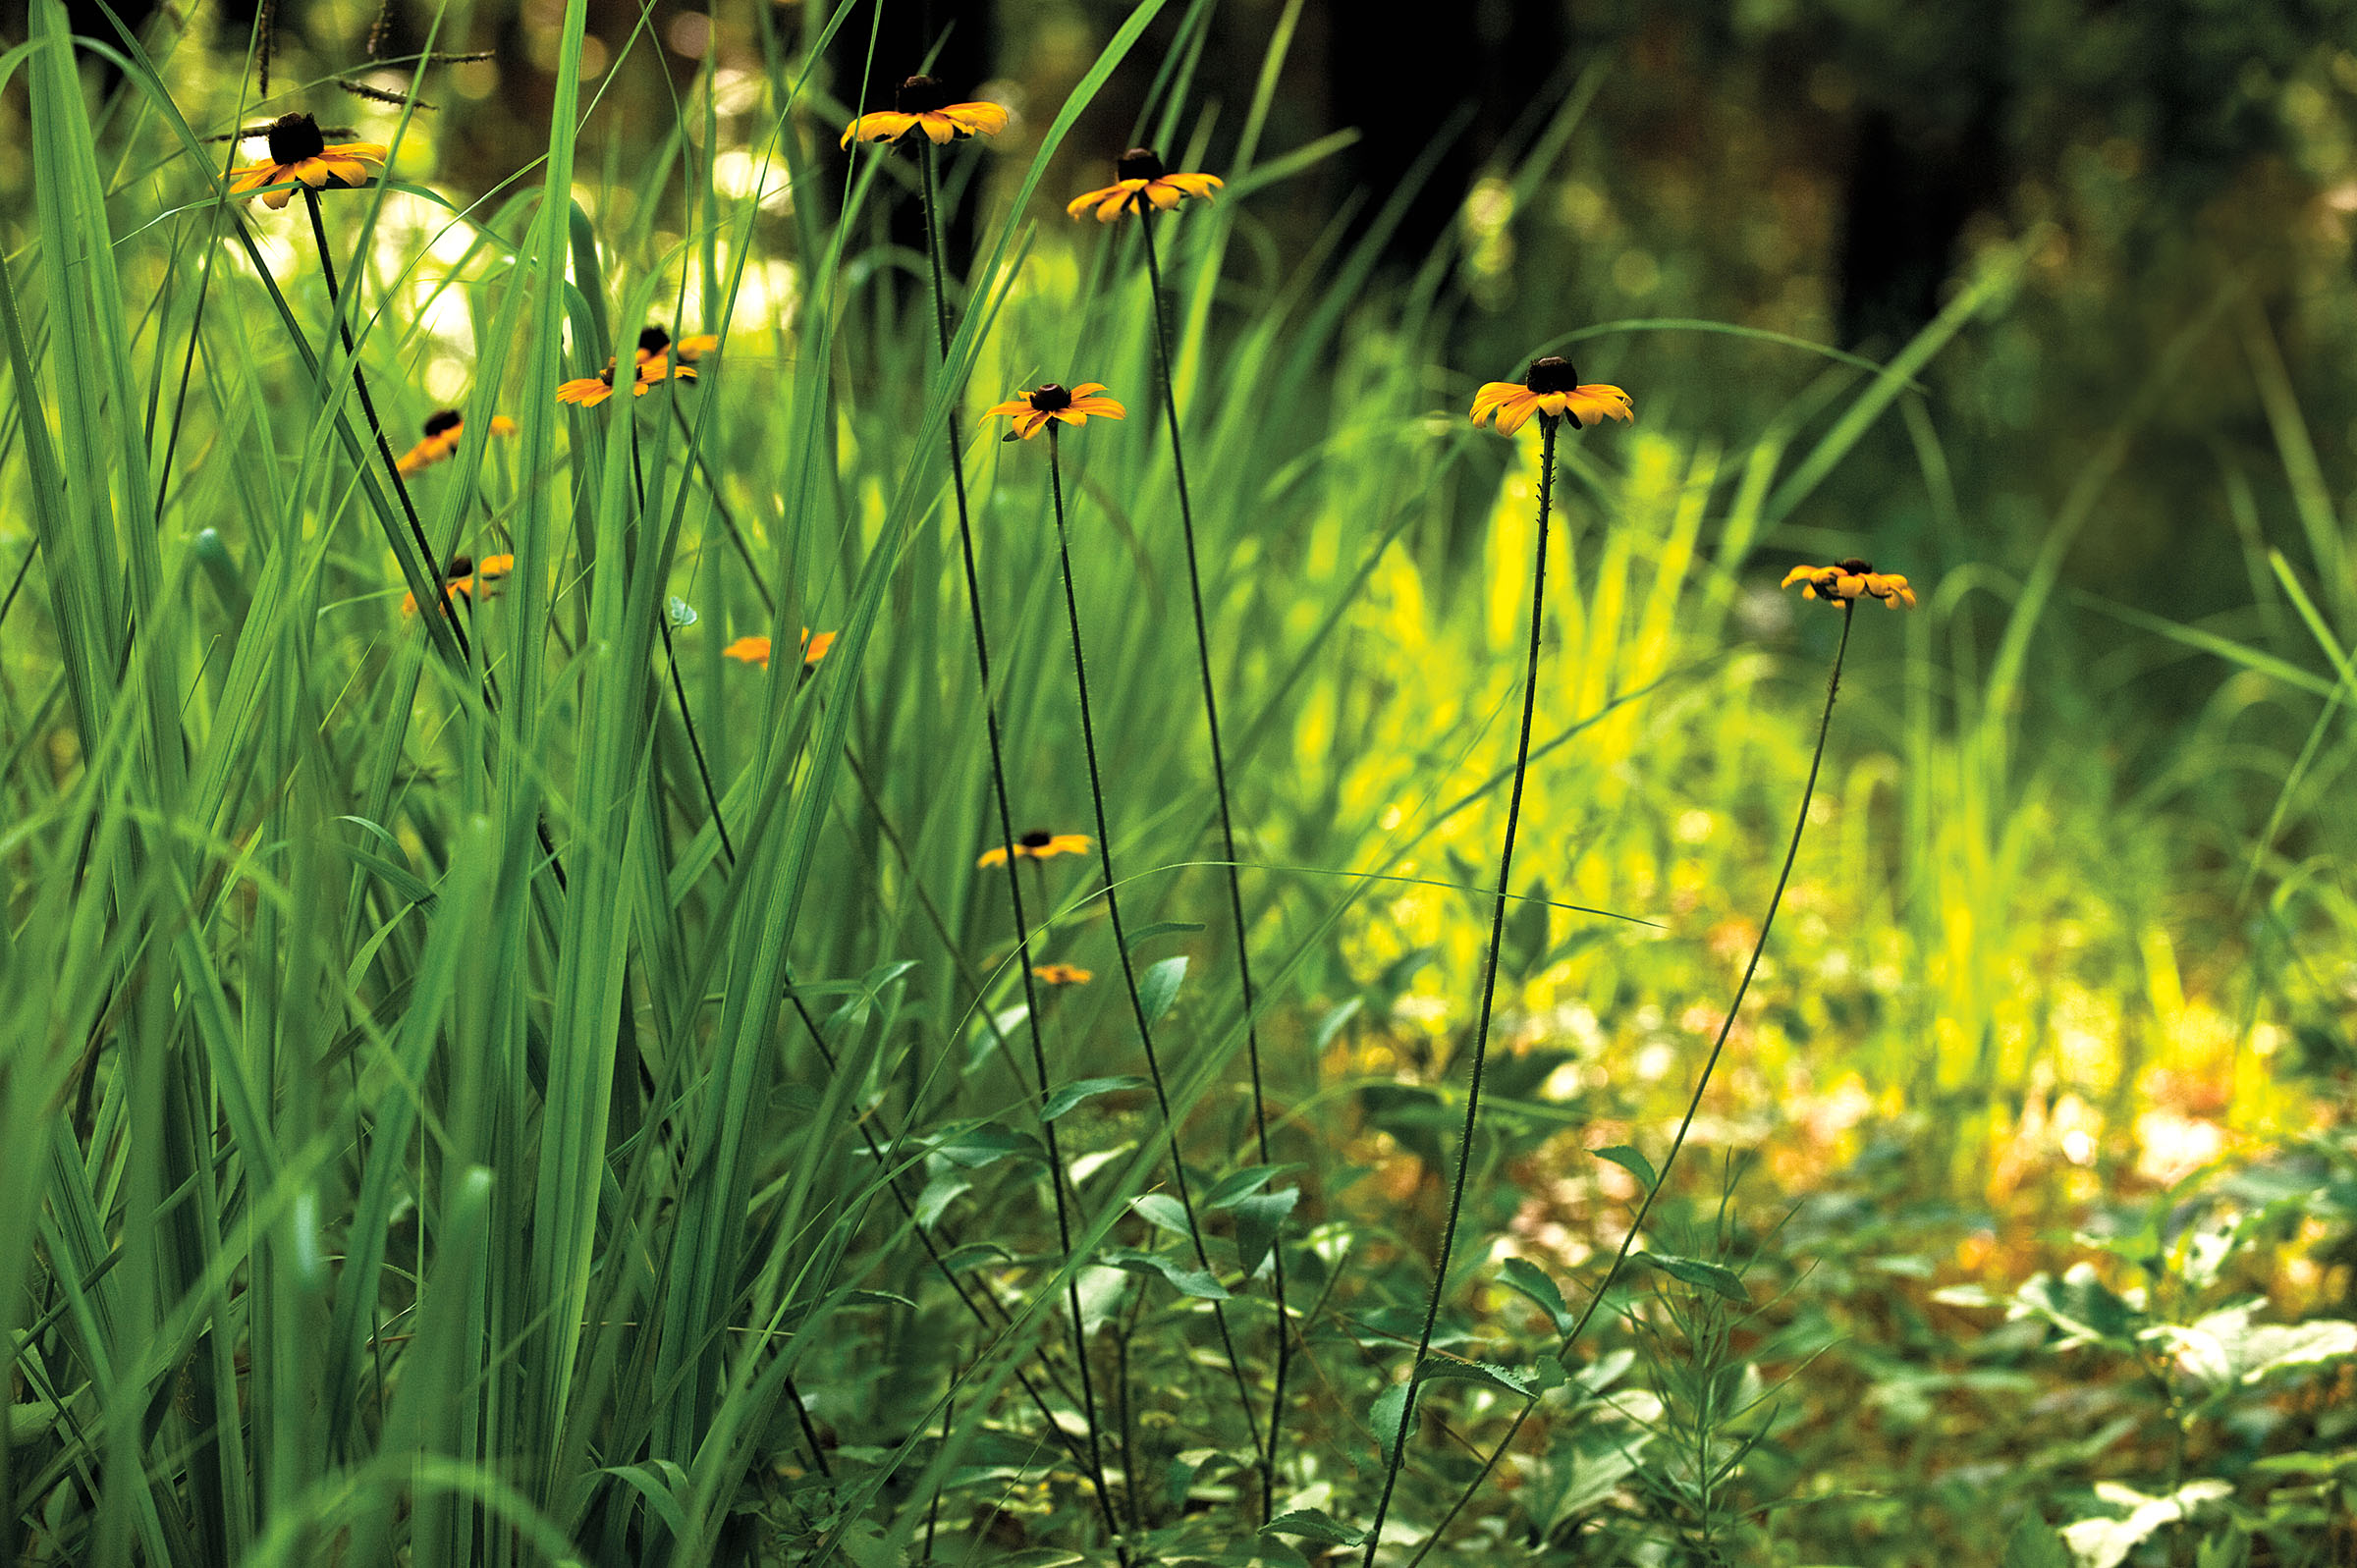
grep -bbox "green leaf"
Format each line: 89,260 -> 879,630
2008,1263 -> 2146,1349
1313,997 -> 1362,1053
1500,1256 -> 1572,1332
1593,1144 -> 1657,1191
1040,1075 -> 1150,1121
1139,954 -> 1189,1024
1232,1187 -> 1298,1278
1261,1508 -> 1367,1546
1369,1381 -> 1411,1464
665,595 -> 697,627
933,1243 -> 1015,1272
911,1173 -> 968,1229
1098,1247 -> 1230,1300
1637,1252 -> 1749,1305
2160,1306 -> 2357,1390
1416,1355 -> 1535,1397
922,1122 -> 1046,1171
1124,920 -> 1205,952
1203,1162 -> 1299,1209
2001,1515 -> 2071,1568
1130,1193 -> 1191,1235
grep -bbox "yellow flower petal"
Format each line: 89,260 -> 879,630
919,114 -> 959,144
942,101 -> 1009,136
724,635 -> 772,667
1067,396 -> 1125,419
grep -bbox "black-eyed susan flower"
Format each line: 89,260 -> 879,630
982,383 -> 1125,442
1781,559 -> 1916,609
227,112 -> 388,210
396,409 -> 518,475
555,326 -> 715,406
1468,355 -> 1634,436
840,74 -> 1009,148
977,830 -> 1091,870
721,629 -> 837,669
1034,963 -> 1093,986
398,552 -> 516,617
1065,147 -> 1223,222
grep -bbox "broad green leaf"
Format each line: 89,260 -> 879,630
1500,1256 -> 1572,1332
1261,1508 -> 1366,1546
1637,1251 -> 1749,1305
1592,1144 -> 1657,1191
1041,1075 -> 1151,1121
1139,954 -> 1189,1024
1232,1187 -> 1298,1277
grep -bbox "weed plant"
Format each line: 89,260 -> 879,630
5,1 -> 2357,1565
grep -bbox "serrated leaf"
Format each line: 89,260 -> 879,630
1124,920 -> 1205,952
1233,1187 -> 1298,1278
1130,1193 -> 1191,1235
1500,1256 -> 1572,1332
1415,1354 -> 1535,1397
1261,1508 -> 1366,1546
1040,1075 -> 1150,1121
1637,1251 -> 1749,1304
1139,954 -> 1188,1024
1593,1144 -> 1657,1191
1099,1247 -> 1230,1299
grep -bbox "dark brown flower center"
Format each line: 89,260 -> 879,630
1524,355 -> 1580,394
1836,557 -> 1874,573
1117,147 -> 1165,182
1027,384 -> 1073,412
422,409 -> 464,437
896,74 -> 951,114
265,112 -> 327,165
445,555 -> 474,578
1018,829 -> 1055,848
637,325 -> 673,356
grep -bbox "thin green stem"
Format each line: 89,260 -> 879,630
1359,415 -> 1560,1565
668,399 -> 775,616
915,139 -> 1119,1546
1138,208 -> 1289,1520
1400,604 -> 1857,1566
1046,427 -> 1266,1465
301,188 -> 466,659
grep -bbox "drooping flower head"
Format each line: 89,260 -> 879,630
396,408 -> 519,475
982,382 -> 1125,441
1468,355 -> 1634,436
1781,559 -> 1916,609
977,829 -> 1092,870
1066,147 -> 1224,223
840,74 -> 1010,148
722,629 -> 837,669
227,112 -> 389,209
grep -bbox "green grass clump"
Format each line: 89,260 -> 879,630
6,2 -> 2357,1565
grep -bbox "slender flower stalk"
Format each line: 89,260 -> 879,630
1358,412 -> 1565,1565
301,187 -> 466,657
1400,588 -> 1876,1568
1037,416 -> 1266,1474
1129,176 -> 1291,1520
882,123 -> 1120,1541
